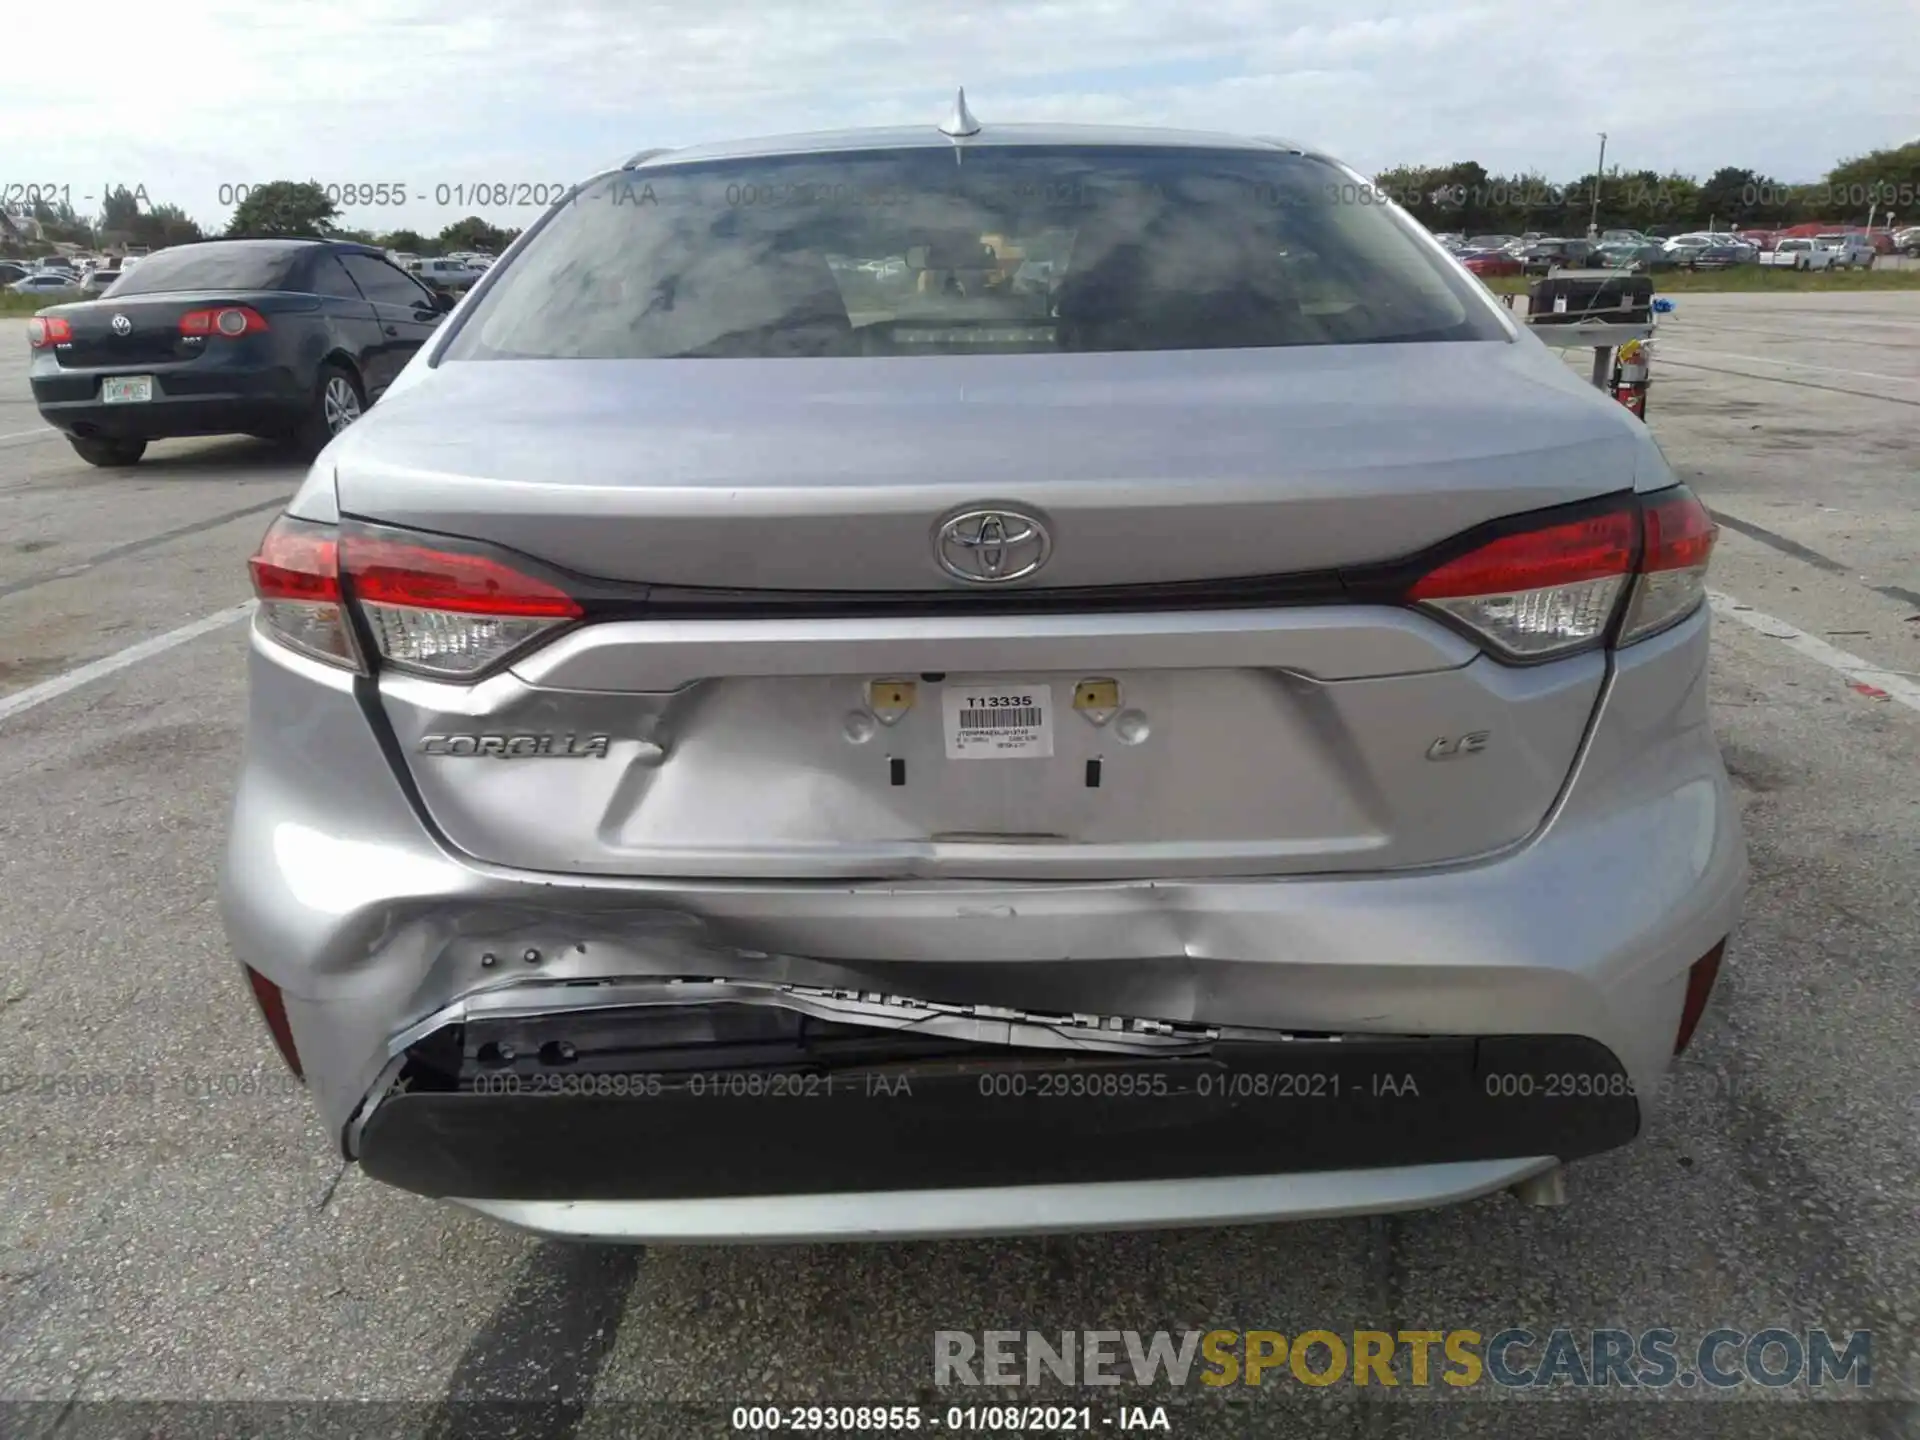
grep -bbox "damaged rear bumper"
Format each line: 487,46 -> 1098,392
351,978 -> 1636,1235
220,610 -> 1746,1237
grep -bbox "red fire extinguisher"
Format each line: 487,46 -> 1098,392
1612,338 -> 1650,419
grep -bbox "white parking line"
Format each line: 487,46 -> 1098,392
1711,591 -> 1920,714
0,427 -> 59,447
0,602 -> 253,725
1661,348 -> 1919,385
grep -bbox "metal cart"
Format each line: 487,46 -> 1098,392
1502,289 -> 1658,416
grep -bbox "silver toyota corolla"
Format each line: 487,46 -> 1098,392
219,112 -> 1746,1243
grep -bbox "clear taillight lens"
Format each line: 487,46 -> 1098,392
342,534 -> 582,678
247,515 -> 364,670
357,603 -> 569,675
1407,507 -> 1639,660
1622,487 -> 1717,644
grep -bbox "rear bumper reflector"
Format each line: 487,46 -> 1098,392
244,966 -> 305,1080
1672,939 -> 1727,1055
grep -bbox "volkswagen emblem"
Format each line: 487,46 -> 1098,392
110,313 -> 132,335
934,507 -> 1051,585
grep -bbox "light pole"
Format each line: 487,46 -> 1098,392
1588,132 -> 1607,239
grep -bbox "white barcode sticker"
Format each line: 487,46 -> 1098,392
943,682 -> 1054,759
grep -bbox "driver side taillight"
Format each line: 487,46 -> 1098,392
26,316 -> 73,348
247,515 -> 583,678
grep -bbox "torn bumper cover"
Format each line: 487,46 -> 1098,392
349,980 -> 1639,1204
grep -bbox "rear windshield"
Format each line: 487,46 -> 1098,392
104,245 -> 300,296
443,146 -> 1506,360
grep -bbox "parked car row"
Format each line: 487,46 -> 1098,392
1434,224 -> 1888,279
396,250 -> 494,294
3,248 -> 144,297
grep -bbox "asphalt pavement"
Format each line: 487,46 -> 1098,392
0,298 -> 1915,1439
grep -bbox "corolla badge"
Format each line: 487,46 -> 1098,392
419,733 -> 611,758
935,507 -> 1051,584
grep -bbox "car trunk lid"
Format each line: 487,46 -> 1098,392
349,340 -> 1635,881
336,340 -> 1639,590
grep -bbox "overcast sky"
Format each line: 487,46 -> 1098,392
3,0 -> 1913,236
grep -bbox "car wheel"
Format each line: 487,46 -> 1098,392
297,364 -> 366,456
67,435 -> 146,468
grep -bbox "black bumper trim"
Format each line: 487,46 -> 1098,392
356,1013 -> 1641,1202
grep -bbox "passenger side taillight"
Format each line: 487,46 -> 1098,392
1407,506 -> 1638,660
1621,488 -> 1718,644
247,515 -> 582,679
247,515 -> 364,671
1405,487 -> 1716,661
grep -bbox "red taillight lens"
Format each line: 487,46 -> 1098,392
244,966 -> 304,1080
344,538 -> 581,617
342,535 -> 583,678
181,306 -> 268,337
1405,487 -> 1719,661
1622,487 -> 1717,644
27,316 -> 72,347
1407,506 -> 1638,659
1672,940 -> 1726,1055
247,514 -> 363,670
1409,511 -> 1639,599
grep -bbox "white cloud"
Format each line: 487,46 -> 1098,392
2,0 -> 1912,236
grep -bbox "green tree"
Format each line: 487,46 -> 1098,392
90,187 -> 206,252
1427,161 -> 1494,233
31,195 -> 94,246
226,181 -> 339,239
1824,142 -> 1920,222
135,203 -> 204,249
99,183 -> 148,235
437,215 -> 511,254
1611,172 -> 1703,232
378,228 -> 430,255
1695,167 -> 1769,229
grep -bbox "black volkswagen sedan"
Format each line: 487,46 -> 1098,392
27,238 -> 453,467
